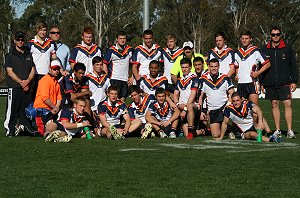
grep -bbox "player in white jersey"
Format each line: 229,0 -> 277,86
139,60 -> 168,95
235,30 -> 270,105
161,34 -> 183,93
69,27 -> 102,74
174,58 -> 199,139
198,58 -> 235,138
103,31 -> 133,101
131,29 -> 162,81
207,32 -> 235,78
86,56 -> 110,113
215,92 -> 281,143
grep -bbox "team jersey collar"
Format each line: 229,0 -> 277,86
34,35 -> 49,43
107,99 -> 120,107
145,73 -> 161,80
240,44 -> 253,51
156,101 -> 168,109
81,41 -> 95,48
207,72 -> 221,80
182,72 -> 195,80
214,45 -> 228,54
115,43 -> 126,50
165,46 -> 180,53
142,43 -> 157,50
91,70 -> 105,78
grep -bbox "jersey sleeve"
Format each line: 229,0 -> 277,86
64,75 -> 74,93
127,104 -> 136,120
148,102 -> 156,114
4,54 -> 12,68
131,48 -> 140,65
81,76 -> 89,90
69,47 -> 79,63
58,108 -> 72,122
256,50 -> 269,65
103,48 -> 112,65
98,102 -> 106,115
191,77 -> 199,90
224,107 -> 230,118
225,76 -> 234,90
120,103 -> 128,115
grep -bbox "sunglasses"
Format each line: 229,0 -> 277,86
50,32 -> 60,35
52,68 -> 60,71
15,38 -> 24,42
271,33 -> 281,37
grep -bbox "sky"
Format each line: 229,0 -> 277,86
12,2 -> 30,18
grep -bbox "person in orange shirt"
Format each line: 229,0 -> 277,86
34,60 -> 62,137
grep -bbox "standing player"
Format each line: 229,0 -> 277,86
98,86 -> 140,139
207,32 -> 235,78
146,88 -> 180,138
103,31 -> 133,101
127,85 -> 155,138
139,60 -> 168,95
69,27 -> 102,74
235,30 -> 270,104
261,27 -> 298,138
173,58 -> 199,139
215,92 -> 280,143
27,22 -> 57,98
198,58 -> 235,138
161,34 -> 183,93
131,29 -> 162,81
86,56 -> 110,114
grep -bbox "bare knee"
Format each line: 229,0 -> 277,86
271,100 -> 279,109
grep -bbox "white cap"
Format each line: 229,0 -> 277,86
182,41 -> 194,49
50,60 -> 61,69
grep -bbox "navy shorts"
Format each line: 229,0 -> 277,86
265,85 -> 292,101
209,104 -> 226,124
237,82 -> 259,99
110,79 -> 128,99
167,84 -> 175,94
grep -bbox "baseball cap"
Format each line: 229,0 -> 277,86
15,31 -> 26,39
50,60 -> 61,69
182,41 -> 194,49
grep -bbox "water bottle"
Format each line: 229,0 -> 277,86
256,129 -> 262,142
83,126 -> 92,140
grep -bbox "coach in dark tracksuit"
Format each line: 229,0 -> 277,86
4,31 -> 35,137
261,26 -> 298,138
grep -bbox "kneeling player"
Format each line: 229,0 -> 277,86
146,88 -> 180,138
215,92 -> 281,142
98,86 -> 141,139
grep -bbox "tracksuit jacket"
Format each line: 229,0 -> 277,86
261,40 -> 298,87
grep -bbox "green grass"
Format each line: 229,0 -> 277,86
0,98 -> 300,198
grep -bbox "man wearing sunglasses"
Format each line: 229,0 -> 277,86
261,26 -> 298,139
49,26 -> 70,76
4,31 -> 35,137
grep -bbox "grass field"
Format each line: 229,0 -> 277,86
0,98 -> 300,198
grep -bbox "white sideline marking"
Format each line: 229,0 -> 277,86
227,147 -> 297,153
160,143 -> 241,150
119,148 -> 158,152
204,140 -> 253,145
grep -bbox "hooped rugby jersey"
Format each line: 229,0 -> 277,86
69,41 -> 102,74
224,100 -> 256,132
103,44 -> 133,82
148,100 -> 173,122
86,71 -> 110,111
161,47 -> 183,84
128,94 -> 156,123
139,74 -> 168,95
207,46 -> 235,75
235,46 -> 269,83
131,43 -> 162,76
200,72 -> 234,111
98,99 -> 128,125
64,73 -> 89,94
26,36 -> 56,75
58,108 -> 90,136
175,72 -> 199,104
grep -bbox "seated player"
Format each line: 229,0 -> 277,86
62,62 -> 92,114
215,92 -> 281,143
57,97 -> 94,139
98,86 -> 141,139
173,58 -> 199,139
198,58 -> 235,138
127,85 -> 156,138
146,88 -> 180,138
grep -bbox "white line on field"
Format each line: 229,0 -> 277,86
160,143 -> 241,149
227,147 -> 299,153
119,148 -> 158,152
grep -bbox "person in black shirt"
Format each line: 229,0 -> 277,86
4,31 -> 36,137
